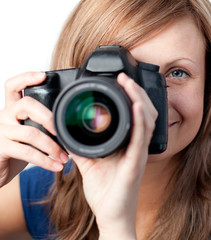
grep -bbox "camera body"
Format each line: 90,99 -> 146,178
23,46 -> 168,158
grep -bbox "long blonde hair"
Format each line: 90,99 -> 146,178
48,0 -> 211,239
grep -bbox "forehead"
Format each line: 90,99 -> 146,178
130,15 -> 206,65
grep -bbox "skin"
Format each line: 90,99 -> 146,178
131,15 -> 206,238
0,15 -> 206,240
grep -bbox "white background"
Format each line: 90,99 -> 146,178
0,0 -> 80,109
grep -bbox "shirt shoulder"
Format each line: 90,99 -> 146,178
20,161 -> 72,239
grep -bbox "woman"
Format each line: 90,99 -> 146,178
0,0 -> 210,239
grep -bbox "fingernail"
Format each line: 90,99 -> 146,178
60,152 -> 69,163
53,162 -> 64,171
118,72 -> 127,80
118,72 -> 130,84
35,72 -> 46,80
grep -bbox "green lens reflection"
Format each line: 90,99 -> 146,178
65,91 -> 118,145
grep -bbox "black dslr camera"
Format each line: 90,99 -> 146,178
23,46 -> 168,158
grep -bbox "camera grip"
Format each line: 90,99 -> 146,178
147,88 -> 168,153
137,64 -> 168,154
22,74 -> 63,150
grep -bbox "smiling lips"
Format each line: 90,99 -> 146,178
168,121 -> 179,128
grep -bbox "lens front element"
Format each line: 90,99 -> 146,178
82,103 -> 111,133
65,91 -> 119,146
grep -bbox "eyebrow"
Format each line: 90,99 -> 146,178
164,57 -> 200,71
168,57 -> 197,65
160,56 -> 206,76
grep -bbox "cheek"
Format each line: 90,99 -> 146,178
182,98 -> 203,126
183,85 -> 204,120
172,86 -> 204,137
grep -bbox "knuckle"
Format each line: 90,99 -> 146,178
17,97 -> 36,112
20,145 -> 34,157
146,120 -> 156,133
153,109 -> 159,120
138,101 -> 144,111
44,137 -> 57,153
4,78 -> 13,92
44,112 -> 53,124
24,127 -> 40,140
20,96 -> 34,105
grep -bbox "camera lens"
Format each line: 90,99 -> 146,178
82,102 -> 111,133
64,91 -> 119,145
53,79 -> 132,158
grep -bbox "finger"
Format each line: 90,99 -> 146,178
0,138 -> 64,172
117,72 -> 154,108
118,73 -> 157,171
4,72 -> 46,107
69,151 -> 93,176
124,102 -> 147,162
1,124 -> 69,164
11,96 -> 56,136
118,72 -> 158,124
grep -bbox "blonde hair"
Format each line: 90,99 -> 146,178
48,0 -> 211,239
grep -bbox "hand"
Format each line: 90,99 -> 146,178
0,72 -> 69,187
70,73 -> 158,239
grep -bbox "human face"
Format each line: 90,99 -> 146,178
130,16 -> 206,162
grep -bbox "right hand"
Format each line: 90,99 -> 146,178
0,72 -> 69,187
70,73 -> 158,239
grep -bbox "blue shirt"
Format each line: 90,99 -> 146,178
20,161 -> 211,240
20,162 -> 72,239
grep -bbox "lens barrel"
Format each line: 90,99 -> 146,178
53,77 -> 132,158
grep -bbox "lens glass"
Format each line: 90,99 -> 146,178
82,102 -> 111,133
65,91 -> 119,145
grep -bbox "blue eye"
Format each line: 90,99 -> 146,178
169,69 -> 189,78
